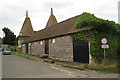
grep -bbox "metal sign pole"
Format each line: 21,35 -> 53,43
104,48 -> 106,60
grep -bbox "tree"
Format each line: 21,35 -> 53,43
2,27 -> 17,45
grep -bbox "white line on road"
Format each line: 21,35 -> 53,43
51,66 -> 76,77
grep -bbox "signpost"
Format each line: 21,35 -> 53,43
102,45 -> 109,48
101,38 -> 108,45
101,38 -> 109,60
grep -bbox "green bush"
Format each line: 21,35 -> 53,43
71,12 -> 120,62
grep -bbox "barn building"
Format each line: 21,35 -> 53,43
21,8 -> 92,64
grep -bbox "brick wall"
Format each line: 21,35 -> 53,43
30,41 -> 44,56
49,35 -> 73,62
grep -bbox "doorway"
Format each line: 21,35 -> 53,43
73,39 -> 89,63
45,39 -> 49,54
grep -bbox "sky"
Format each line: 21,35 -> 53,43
0,0 -> 119,38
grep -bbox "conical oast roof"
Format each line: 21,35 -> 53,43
45,8 -> 58,28
19,11 -> 34,37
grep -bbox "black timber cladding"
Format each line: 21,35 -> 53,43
25,43 -> 28,54
73,39 -> 89,63
45,39 -> 49,54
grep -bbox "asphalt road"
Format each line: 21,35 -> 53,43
2,54 -> 75,78
2,53 -> 118,78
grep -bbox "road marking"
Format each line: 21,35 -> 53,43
51,66 -> 76,77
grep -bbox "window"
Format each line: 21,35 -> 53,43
40,41 -> 43,45
28,43 -> 31,46
19,45 -> 21,47
52,39 -> 55,43
23,44 -> 25,46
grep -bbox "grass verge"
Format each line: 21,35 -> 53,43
11,51 -> 39,61
62,60 -> 118,73
84,60 -> 118,72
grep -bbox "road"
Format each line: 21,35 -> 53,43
2,53 -> 118,78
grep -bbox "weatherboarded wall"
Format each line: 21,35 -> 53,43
49,35 -> 73,62
30,41 -> 44,56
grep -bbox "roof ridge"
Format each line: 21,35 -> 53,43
22,14 -> 81,43
36,15 -> 80,32
58,15 -> 80,24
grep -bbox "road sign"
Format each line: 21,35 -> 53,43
102,44 -> 109,49
101,38 -> 109,60
101,38 -> 108,45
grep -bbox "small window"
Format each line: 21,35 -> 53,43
52,39 -> 55,43
40,41 -> 43,45
23,44 -> 25,46
28,43 -> 31,46
19,45 -> 21,47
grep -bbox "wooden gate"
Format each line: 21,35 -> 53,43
45,39 -> 49,54
73,39 -> 89,63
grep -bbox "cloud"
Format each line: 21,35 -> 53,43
43,1 -> 73,9
0,0 -> 118,38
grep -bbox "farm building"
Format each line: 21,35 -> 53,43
19,8 -> 119,64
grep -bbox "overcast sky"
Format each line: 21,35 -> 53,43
0,0 -> 119,38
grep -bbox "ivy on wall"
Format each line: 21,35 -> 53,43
73,12 -> 119,33
71,12 -> 120,62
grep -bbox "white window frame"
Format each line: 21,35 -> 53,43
40,41 -> 43,45
52,39 -> 55,43
28,43 -> 31,46
23,44 -> 25,46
